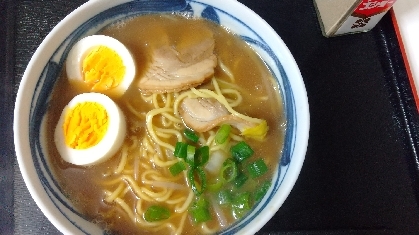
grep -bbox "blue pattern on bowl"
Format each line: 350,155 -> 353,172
28,0 -> 297,234
202,6 -> 220,24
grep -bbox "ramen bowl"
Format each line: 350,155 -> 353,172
13,0 -> 309,234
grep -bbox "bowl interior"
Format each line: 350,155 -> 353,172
14,0 -> 309,234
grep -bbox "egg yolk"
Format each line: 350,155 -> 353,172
63,101 -> 109,149
82,46 -> 126,92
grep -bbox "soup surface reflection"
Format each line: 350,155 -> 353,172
46,14 -> 285,234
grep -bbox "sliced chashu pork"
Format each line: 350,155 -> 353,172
179,97 -> 256,133
137,31 -> 217,94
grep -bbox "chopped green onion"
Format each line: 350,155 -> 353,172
188,167 -> 207,196
195,146 -> 209,167
220,158 -> 237,182
254,181 -> 271,202
247,159 -> 268,178
189,197 -> 211,223
186,145 -> 196,166
144,205 -> 171,222
233,171 -> 248,188
207,178 -> 224,192
169,161 -> 186,176
174,142 -> 188,159
231,192 -> 251,219
184,129 -> 199,143
230,141 -> 254,163
217,190 -> 232,206
215,124 -> 231,144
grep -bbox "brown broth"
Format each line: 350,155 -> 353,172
46,14 -> 285,234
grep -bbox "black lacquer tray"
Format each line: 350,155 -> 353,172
1,0 -> 419,234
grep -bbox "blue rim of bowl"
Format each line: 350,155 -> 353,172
27,0 -> 297,234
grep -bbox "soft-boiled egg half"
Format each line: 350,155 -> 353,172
66,35 -> 136,98
54,92 -> 126,166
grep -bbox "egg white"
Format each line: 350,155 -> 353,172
66,35 -> 136,98
54,92 -> 126,166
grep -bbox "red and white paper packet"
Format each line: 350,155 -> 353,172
314,0 -> 398,37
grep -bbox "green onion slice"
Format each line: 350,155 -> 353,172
217,190 -> 232,206
189,197 -> 211,223
254,181 -> 271,202
186,145 -> 196,166
144,205 -> 171,222
195,146 -> 209,167
215,124 -> 231,144
207,178 -> 224,192
247,159 -> 268,179
220,158 -> 237,182
184,129 -> 199,143
232,192 -> 251,219
174,142 -> 188,159
230,141 -> 254,163
188,167 -> 207,196
169,161 -> 186,176
233,171 -> 248,188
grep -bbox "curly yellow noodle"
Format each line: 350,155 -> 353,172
174,189 -> 194,213
191,87 -> 262,124
200,222 -> 219,235
160,112 -> 182,124
215,78 -> 241,90
135,199 -> 145,215
115,197 -> 136,222
155,131 -> 172,139
101,177 -> 124,186
141,186 -> 171,199
174,213 -> 188,235
121,175 -> 154,201
221,88 -> 242,107
133,154 -> 140,180
142,137 -> 156,154
152,94 -> 161,109
128,136 -> 139,150
144,188 -> 174,202
142,169 -> 184,183
161,115 -> 173,127
140,145 -> 147,159
174,122 -> 183,130
115,145 -> 128,174
146,107 -> 176,152
212,77 -> 223,96
122,169 -> 134,175
104,183 -> 125,203
125,101 -> 147,120
173,90 -> 198,116
146,221 -> 176,233
219,60 -> 234,82
138,160 -> 151,170
136,217 -> 167,229
230,132 -> 244,142
204,130 -> 216,146
155,128 -> 182,142
152,93 -> 173,109
121,185 -> 130,197
166,196 -> 188,205
141,93 -> 153,103
209,144 -> 225,152
153,153 -> 179,167
148,213 -> 187,235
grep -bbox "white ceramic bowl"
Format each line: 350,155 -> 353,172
13,0 -> 310,234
